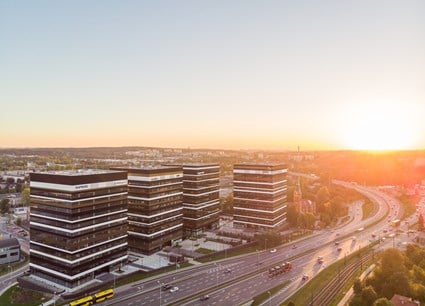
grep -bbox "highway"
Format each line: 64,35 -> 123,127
105,182 -> 404,306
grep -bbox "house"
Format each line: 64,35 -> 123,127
391,294 -> 420,306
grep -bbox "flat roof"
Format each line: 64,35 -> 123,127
234,163 -> 287,169
31,169 -> 123,176
111,166 -> 182,174
0,238 -> 20,248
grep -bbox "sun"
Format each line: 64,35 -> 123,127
339,100 -> 418,151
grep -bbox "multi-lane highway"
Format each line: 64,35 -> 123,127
104,182 -> 404,306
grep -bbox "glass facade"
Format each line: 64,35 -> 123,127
233,164 -> 287,230
29,170 -> 128,289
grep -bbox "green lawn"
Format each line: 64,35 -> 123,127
251,280 -> 291,306
0,285 -> 45,306
195,247 -> 215,255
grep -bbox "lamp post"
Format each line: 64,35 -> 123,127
267,291 -> 271,306
265,238 -> 267,251
53,292 -> 56,306
214,263 -> 219,289
157,281 -> 163,306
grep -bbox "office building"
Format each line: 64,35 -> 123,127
233,163 -> 287,230
29,170 -> 128,289
168,164 -> 220,237
113,167 -> 183,255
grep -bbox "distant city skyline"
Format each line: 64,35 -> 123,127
1,1 -> 425,151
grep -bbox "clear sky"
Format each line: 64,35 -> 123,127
1,1 -> 424,151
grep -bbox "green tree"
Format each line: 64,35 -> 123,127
361,286 -> 378,305
349,295 -> 365,306
353,279 -> 363,295
0,198 -> 10,214
21,187 -> 30,206
418,214 -> 425,231
16,217 -> 22,226
373,297 -> 393,306
287,301 -> 295,306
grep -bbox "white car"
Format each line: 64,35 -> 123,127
270,248 -> 277,253
170,286 -> 179,293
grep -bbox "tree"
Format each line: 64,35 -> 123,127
0,199 -> 10,214
361,286 -> 378,305
21,187 -> 30,206
353,279 -> 363,295
373,297 -> 393,306
287,301 -> 295,306
418,214 -> 425,231
16,217 -> 22,226
349,295 -> 365,306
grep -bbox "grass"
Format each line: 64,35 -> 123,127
0,253 -> 29,277
197,245 -> 260,263
116,262 -> 193,287
0,284 -> 45,306
251,280 -> 291,306
281,247 -> 374,306
362,200 -> 376,220
195,247 -> 214,255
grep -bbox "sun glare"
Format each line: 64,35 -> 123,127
340,100 -> 418,151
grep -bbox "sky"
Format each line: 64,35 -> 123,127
1,1 -> 425,151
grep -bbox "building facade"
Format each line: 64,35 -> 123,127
233,164 -> 287,230
179,164 -> 220,237
113,167 -> 183,255
29,170 -> 128,289
0,238 -> 20,265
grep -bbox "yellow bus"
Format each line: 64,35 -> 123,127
94,288 -> 114,303
69,295 -> 94,306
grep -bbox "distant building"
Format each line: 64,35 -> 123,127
0,238 -> 20,265
293,178 -> 316,214
233,163 -> 287,230
167,164 -> 220,237
113,167 -> 183,255
29,170 -> 128,290
391,294 -> 420,306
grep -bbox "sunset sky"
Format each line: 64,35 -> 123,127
1,1 -> 425,151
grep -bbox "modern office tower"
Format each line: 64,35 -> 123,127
113,167 -> 183,255
233,164 -> 287,230
179,164 -> 220,237
29,170 -> 128,289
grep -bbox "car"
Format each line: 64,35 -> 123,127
334,242 -> 339,246
337,247 -> 342,252
162,284 -> 172,290
200,295 -> 210,301
224,268 -> 232,273
270,248 -> 277,253
302,274 -> 309,280
169,286 -> 179,293
317,256 -> 324,264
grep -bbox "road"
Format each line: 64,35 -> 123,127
104,182 -> 402,306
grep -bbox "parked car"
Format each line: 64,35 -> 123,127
302,274 -> 309,280
224,268 -> 232,273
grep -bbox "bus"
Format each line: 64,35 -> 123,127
94,289 -> 114,303
391,219 -> 401,227
69,295 -> 94,306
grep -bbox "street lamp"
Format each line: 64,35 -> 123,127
214,263 -> 219,289
267,291 -> 271,306
53,291 -> 56,306
157,280 -> 163,306
265,238 -> 267,251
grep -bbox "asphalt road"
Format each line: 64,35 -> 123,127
105,182 -> 402,306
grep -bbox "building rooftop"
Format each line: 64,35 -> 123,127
0,238 -> 20,249
32,169 -> 123,176
234,163 -> 287,170
111,166 -> 182,174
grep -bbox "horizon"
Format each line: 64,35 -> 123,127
1,1 -> 425,150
